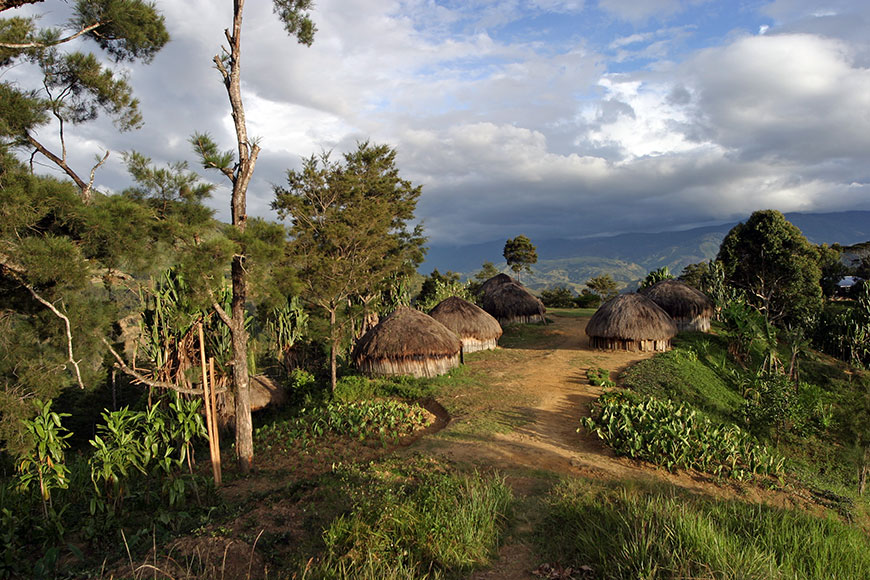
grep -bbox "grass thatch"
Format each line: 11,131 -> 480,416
478,273 -> 518,297
429,296 -> 503,352
480,281 -> 546,325
352,306 -> 461,378
640,279 -> 714,332
586,293 -> 677,352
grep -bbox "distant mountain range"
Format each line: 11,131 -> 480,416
421,211 -> 870,292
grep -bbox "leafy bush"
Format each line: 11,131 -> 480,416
540,286 -> 576,308
586,367 -> 615,387
573,289 -> 601,308
256,399 -> 429,450
580,391 -> 785,480
741,372 -> 828,440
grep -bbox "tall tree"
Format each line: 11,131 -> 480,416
192,0 -> 314,473
717,209 -> 823,324
586,274 -> 618,301
503,235 -> 537,281
0,0 -> 169,202
272,142 -> 425,392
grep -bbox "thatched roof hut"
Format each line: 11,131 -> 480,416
478,273 -> 518,297
480,280 -> 546,325
586,293 -> 677,352
640,279 -> 715,332
352,306 -> 461,378
429,296 -> 503,353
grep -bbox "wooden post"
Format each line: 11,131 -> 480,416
198,323 -> 221,486
209,357 -> 222,485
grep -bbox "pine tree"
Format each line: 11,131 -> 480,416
273,142 -> 425,392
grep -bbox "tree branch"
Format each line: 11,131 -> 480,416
101,337 -> 226,395
26,134 -> 89,198
0,21 -> 104,49
1,262 -> 85,389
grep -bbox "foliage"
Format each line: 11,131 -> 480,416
0,0 -> 169,196
122,150 -> 215,228
540,286 -> 576,308
585,274 -> 618,301
263,295 -> 309,373
812,285 -> 870,368
334,373 -> 440,402
416,269 -> 470,311
677,260 -> 707,289
717,209 -> 823,325
539,478 -> 870,580
272,141 -> 426,390
573,288 -> 601,308
741,372 -> 825,441
720,299 -> 767,363
304,469 -> 511,578
503,235 -> 537,278
88,395 -> 207,514
586,367 -> 615,387
638,266 -> 673,290
15,400 -> 72,520
255,399 -> 428,451
581,391 -> 785,479
0,156 -> 165,453
818,243 -> 847,298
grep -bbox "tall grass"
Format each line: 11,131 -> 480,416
302,470 -> 512,579
538,478 -> 870,580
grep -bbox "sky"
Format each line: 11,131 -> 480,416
7,0 -> 870,247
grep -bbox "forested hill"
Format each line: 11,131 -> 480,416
422,210 -> 870,292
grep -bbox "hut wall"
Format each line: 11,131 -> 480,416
674,316 -> 711,332
497,314 -> 545,326
589,336 -> 671,352
357,353 -> 460,378
460,337 -> 498,353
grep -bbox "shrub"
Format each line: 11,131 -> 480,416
586,367 -> 615,387
581,391 -> 785,480
255,399 -> 429,450
540,286 -> 576,308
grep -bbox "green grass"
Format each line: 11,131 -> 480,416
537,477 -> 870,580
546,307 -> 596,318
620,333 -> 744,425
300,466 -> 513,579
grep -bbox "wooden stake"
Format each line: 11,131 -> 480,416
198,323 -> 221,486
209,357 -> 221,485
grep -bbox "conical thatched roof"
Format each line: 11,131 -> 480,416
478,273 -> 518,297
586,293 -> 676,351
640,280 -> 714,332
352,306 -> 461,377
480,281 -> 546,325
429,297 -> 502,352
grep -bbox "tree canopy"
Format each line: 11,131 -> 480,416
0,0 -> 169,201
503,235 -> 537,279
717,209 -> 823,324
586,274 -> 619,301
272,141 -> 425,391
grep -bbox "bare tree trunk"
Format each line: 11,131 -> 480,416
231,257 -> 252,471
329,306 -> 338,393
215,0 -> 260,473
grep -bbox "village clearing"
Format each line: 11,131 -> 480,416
125,310 -> 851,579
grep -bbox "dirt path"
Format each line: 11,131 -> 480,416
405,313 -> 796,580
413,314 -> 656,481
